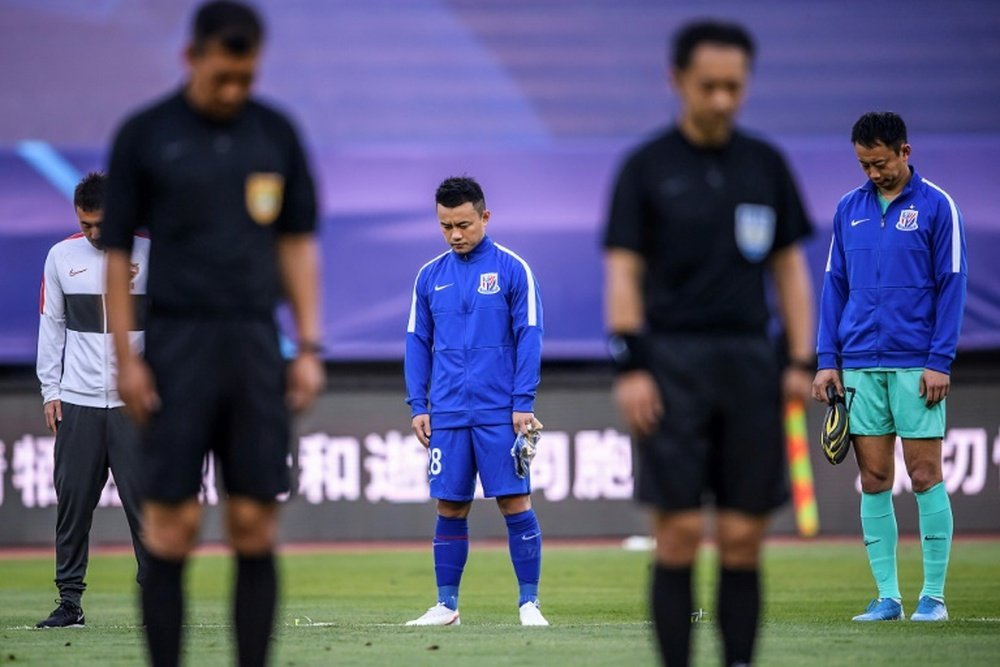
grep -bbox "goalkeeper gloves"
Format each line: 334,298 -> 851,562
511,417 -> 544,479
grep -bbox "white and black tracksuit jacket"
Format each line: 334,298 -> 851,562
37,233 -> 150,408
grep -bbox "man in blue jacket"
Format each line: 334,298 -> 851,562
814,112 -> 967,623
404,176 -> 547,627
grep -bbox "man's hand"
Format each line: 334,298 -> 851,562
118,355 -> 159,426
613,370 -> 663,439
783,367 -> 813,403
811,368 -> 843,404
411,414 -> 431,448
287,353 -> 326,413
43,399 -> 62,434
920,368 -> 950,407
512,411 -> 537,435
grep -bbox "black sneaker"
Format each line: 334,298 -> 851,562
35,600 -> 85,628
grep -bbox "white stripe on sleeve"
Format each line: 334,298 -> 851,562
407,251 -> 449,333
921,178 -> 962,273
495,243 -> 538,327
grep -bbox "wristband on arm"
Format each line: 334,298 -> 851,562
297,340 -> 325,356
787,356 -> 816,373
607,332 -> 650,375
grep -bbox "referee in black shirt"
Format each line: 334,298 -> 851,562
102,3 -> 324,666
604,21 -> 814,667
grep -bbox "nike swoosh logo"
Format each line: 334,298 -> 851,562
434,283 -> 454,292
850,218 -> 870,227
864,538 -> 880,547
69,268 -> 88,277
924,535 -> 947,541
521,533 -> 540,541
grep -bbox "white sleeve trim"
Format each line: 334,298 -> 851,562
921,178 -> 962,273
494,243 -> 538,327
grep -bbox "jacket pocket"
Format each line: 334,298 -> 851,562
838,290 -> 879,356
469,346 -> 514,410
430,349 -> 465,412
61,333 -> 106,394
880,287 -> 934,353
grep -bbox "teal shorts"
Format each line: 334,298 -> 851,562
842,368 -> 946,439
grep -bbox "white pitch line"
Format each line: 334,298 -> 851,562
7,620 -> 654,631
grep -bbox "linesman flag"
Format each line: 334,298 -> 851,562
784,399 -> 819,537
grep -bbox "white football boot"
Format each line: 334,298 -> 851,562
519,600 -> 549,626
405,602 -> 461,626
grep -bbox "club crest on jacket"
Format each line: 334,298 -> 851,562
896,207 -> 919,231
478,272 -> 500,294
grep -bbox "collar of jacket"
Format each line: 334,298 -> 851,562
860,166 -> 922,199
452,235 -> 494,263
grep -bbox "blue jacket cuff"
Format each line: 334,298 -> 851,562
513,396 -> 535,413
817,352 -> 839,370
926,353 -> 953,375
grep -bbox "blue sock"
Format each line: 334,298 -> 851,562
505,509 -> 542,606
433,516 -> 468,610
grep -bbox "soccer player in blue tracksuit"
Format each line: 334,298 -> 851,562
404,176 -> 547,626
814,112 -> 967,623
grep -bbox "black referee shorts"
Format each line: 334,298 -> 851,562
142,316 -> 290,504
635,333 -> 789,515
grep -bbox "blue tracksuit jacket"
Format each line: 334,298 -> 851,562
817,167 -> 967,374
405,236 -> 543,428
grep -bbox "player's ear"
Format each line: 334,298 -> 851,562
668,67 -> 681,93
183,42 -> 200,68
481,210 -> 490,225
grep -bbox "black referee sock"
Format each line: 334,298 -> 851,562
718,566 -> 760,667
652,564 -> 693,667
235,552 -> 277,667
141,552 -> 185,667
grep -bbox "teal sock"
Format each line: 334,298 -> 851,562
916,482 -> 953,600
860,490 -> 900,600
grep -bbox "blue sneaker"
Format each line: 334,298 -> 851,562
852,598 -> 904,621
910,596 -> 948,622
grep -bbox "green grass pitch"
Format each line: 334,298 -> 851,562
1,539 -> 998,666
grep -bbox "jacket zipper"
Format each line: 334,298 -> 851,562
876,196 -> 899,366
102,252 -> 110,408
460,253 -> 472,418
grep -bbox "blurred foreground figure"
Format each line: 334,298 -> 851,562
102,2 -> 323,665
603,20 -> 814,667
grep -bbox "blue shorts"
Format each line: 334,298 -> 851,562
428,425 -> 531,501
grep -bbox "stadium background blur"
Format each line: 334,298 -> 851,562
1,0 -> 999,546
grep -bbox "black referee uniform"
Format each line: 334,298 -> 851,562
101,89 -> 317,503
604,126 -> 812,513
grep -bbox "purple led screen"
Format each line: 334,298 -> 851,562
1,0 -> 998,362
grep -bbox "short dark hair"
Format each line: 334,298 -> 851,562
191,1 -> 264,55
74,172 -> 106,212
851,112 -> 908,154
671,20 -> 755,70
435,177 -> 486,214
